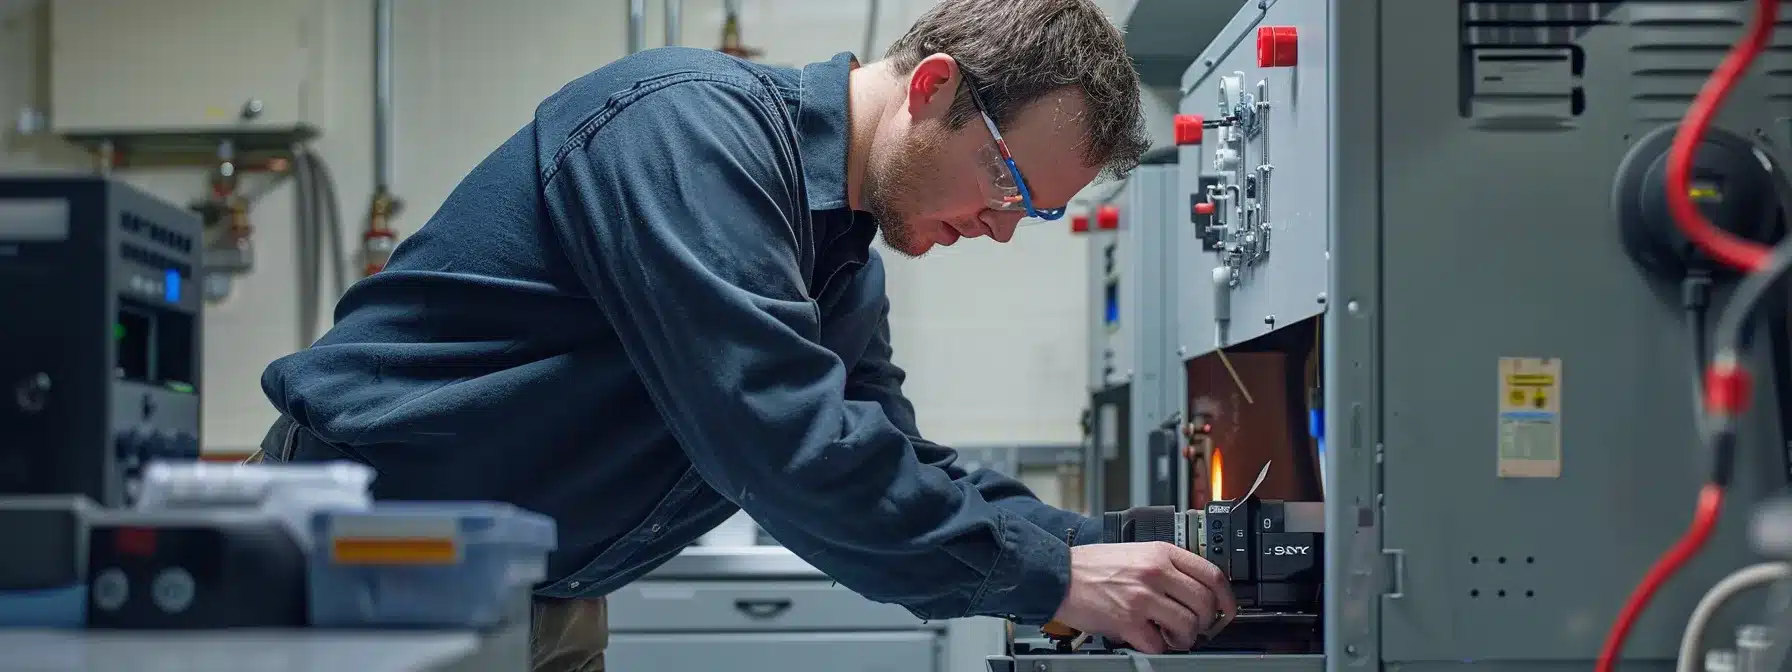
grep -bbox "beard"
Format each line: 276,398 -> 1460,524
864,122 -> 948,259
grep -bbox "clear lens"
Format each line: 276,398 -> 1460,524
977,143 -> 1024,211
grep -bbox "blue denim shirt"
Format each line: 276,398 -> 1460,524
260,47 -> 1101,625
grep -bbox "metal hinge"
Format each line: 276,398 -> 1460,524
1382,548 -> 1407,599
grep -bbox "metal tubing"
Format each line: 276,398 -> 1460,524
664,0 -> 681,47
374,0 -> 395,191
628,0 -> 647,54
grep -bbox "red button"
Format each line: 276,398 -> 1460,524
1257,26 -> 1298,68
1277,27 -> 1299,66
1173,114 -> 1205,146
116,526 -> 157,556
1194,202 -> 1215,216
1096,205 -> 1120,230
1071,213 -> 1091,233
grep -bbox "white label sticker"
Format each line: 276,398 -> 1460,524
328,513 -> 460,541
0,200 -> 70,241
1497,357 -> 1562,478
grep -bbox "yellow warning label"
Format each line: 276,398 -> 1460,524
331,537 -> 460,566
1506,374 -> 1555,387
1497,357 -> 1562,478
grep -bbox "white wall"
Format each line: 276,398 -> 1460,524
0,0 -> 1143,452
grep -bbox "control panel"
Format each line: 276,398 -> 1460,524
1176,12 -> 1330,356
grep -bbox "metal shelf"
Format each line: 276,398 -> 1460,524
60,125 -> 320,169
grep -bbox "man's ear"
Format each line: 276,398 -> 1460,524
905,54 -> 959,119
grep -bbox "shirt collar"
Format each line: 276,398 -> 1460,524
796,52 -> 858,212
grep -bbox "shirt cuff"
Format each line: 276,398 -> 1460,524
967,510 -> 1072,626
1071,514 -> 1104,547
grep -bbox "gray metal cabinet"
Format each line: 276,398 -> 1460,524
608,562 -> 945,672
608,632 -> 936,672
607,580 -> 924,632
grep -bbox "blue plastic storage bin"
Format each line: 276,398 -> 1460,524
306,502 -> 556,629
0,586 -> 86,628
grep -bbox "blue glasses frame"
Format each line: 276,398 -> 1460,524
962,75 -> 1066,222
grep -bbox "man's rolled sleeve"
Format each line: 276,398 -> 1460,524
966,509 -> 1078,623
540,76 -> 1071,624
843,294 -> 1104,622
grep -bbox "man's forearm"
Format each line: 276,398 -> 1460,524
923,453 -> 1104,546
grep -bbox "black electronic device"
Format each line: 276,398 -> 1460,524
0,177 -> 204,507
85,510 -> 309,629
1195,499 -> 1322,612
1052,501 -> 1322,655
1099,501 -> 1323,615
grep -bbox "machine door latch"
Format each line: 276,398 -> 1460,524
1382,548 -> 1407,599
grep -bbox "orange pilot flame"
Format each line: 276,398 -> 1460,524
1211,446 -> 1225,502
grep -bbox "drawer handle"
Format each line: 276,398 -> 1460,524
733,598 -> 793,619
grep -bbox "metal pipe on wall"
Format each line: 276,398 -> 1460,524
374,0 -> 395,191
365,0 -> 403,281
628,0 -> 647,54
664,0 -> 682,47
864,0 -> 880,60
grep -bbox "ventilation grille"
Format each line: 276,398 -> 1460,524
120,242 -> 192,279
1458,2 -> 1616,122
1458,1 -> 1792,124
1624,0 -> 1792,122
118,210 -> 194,278
1463,1 -> 1618,48
118,211 -> 195,256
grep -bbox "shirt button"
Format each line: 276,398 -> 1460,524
570,581 -> 581,589
650,524 -> 662,534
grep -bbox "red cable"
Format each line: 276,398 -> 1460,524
1665,0 -> 1780,273
1597,4 -> 1776,667
1595,485 -> 1725,672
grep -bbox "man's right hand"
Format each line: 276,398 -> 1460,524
1050,542 -> 1238,654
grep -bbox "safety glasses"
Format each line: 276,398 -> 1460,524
962,73 -> 1066,222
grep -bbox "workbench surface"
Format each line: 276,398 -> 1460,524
0,623 -> 527,672
987,653 -> 1325,672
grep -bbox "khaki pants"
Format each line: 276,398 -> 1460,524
532,596 -> 609,672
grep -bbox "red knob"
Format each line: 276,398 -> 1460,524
1194,202 -> 1215,216
1096,205 -> 1120,230
1173,114 -> 1205,146
1071,213 -> 1091,233
1257,26 -> 1298,68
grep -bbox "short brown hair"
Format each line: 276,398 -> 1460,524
882,0 -> 1150,180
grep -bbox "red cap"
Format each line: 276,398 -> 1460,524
1096,205 -> 1120,230
1257,26 -> 1298,68
1173,114 -> 1205,146
1194,201 -> 1215,216
1071,213 -> 1091,233
1704,362 -> 1754,416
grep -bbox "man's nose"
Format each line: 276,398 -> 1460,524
981,210 -> 1025,243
